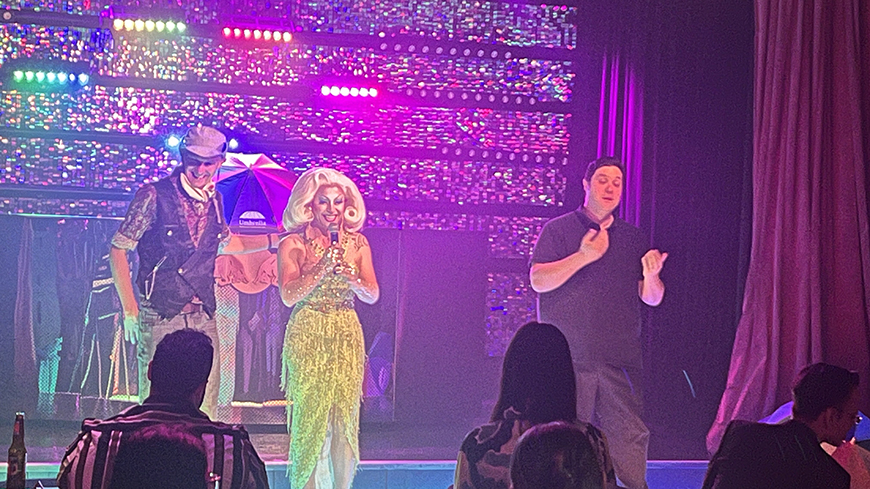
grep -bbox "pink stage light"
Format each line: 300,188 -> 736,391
223,26 -> 293,44
320,84 -> 380,99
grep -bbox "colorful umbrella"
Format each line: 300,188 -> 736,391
215,153 -> 297,231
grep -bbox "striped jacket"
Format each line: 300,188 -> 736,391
57,400 -> 269,489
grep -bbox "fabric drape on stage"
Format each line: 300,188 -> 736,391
708,0 -> 870,454
14,219 -> 38,411
598,47 -> 645,228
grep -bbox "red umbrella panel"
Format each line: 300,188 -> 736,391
214,153 -> 297,232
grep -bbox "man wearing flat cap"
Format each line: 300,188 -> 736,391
110,125 -> 273,417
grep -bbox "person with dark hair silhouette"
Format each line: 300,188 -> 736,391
511,421 -> 605,489
453,322 -> 617,489
108,424 -> 208,489
58,329 -> 269,489
702,362 -> 857,489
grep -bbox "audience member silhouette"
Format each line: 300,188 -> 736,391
453,322 -> 616,489
702,362 -> 857,489
108,424 -> 209,489
511,421 -> 605,489
58,329 -> 269,489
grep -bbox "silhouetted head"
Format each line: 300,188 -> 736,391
109,424 -> 208,489
792,362 -> 860,444
149,329 -> 213,402
510,421 -> 604,489
491,322 -> 577,424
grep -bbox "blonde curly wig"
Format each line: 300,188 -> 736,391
282,167 -> 366,233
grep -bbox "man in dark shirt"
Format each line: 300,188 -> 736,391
58,329 -> 270,489
702,363 -> 857,489
530,157 -> 667,489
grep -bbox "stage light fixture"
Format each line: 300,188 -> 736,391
4,61 -> 91,91
320,84 -> 379,98
228,138 -> 240,150
222,25 -> 293,44
166,135 -> 181,148
113,17 -> 185,35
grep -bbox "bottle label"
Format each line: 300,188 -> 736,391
7,453 -> 22,475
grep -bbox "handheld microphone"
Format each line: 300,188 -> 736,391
328,223 -> 339,245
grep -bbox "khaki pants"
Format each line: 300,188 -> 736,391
575,363 -> 650,489
137,308 -> 220,418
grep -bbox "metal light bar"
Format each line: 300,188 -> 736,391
221,26 -> 293,43
112,18 -> 187,34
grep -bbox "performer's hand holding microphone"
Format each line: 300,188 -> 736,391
327,223 -> 356,280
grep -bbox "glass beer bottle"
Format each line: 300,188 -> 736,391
6,412 -> 26,489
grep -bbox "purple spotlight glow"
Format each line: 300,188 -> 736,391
340,87 -> 350,96
330,86 -> 340,96
320,86 -> 331,96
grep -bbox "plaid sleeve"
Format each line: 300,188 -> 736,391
111,184 -> 157,250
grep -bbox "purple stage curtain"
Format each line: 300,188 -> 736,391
707,0 -> 870,454
598,46 -> 645,228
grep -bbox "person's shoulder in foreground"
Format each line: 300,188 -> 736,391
703,362 -> 857,489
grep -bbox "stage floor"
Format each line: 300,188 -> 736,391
14,421 -> 709,489
5,460 -> 710,489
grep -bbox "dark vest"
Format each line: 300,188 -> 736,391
135,173 -> 225,319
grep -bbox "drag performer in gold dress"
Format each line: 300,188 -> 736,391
277,168 -> 379,489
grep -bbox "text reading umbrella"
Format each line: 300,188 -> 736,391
215,153 -> 297,231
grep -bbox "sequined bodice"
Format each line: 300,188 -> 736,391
297,273 -> 355,312
296,230 -> 355,313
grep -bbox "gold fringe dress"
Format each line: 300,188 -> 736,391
281,237 -> 365,489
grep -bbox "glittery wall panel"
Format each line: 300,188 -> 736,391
0,0 -> 579,355
3,1 -> 577,49
0,89 -> 570,153
0,137 -> 174,189
486,272 -> 536,357
366,211 -> 546,258
0,197 -> 130,217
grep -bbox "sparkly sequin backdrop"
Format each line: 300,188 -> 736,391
0,0 -> 579,357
